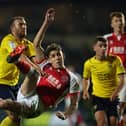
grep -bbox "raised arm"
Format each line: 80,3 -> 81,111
33,8 -> 56,62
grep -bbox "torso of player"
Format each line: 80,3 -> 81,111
105,33 -> 126,68
84,56 -> 125,98
36,63 -> 70,107
0,34 -> 35,86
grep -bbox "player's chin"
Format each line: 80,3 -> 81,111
55,64 -> 62,68
20,33 -> 26,38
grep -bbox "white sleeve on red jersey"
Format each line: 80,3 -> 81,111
103,33 -> 112,39
37,60 -> 49,70
68,71 -> 80,94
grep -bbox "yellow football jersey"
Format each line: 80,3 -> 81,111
0,34 -> 36,86
83,56 -> 125,98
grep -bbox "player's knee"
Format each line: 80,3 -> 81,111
8,114 -> 19,121
2,99 -> 12,108
0,99 -> 8,108
28,68 -> 39,79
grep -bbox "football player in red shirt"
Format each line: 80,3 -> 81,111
0,8 -> 80,125
104,11 -> 126,126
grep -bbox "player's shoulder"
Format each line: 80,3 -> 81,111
103,33 -> 113,39
67,70 -> 80,92
107,55 -> 118,62
1,34 -> 15,42
23,38 -> 32,44
67,69 -> 80,81
67,69 -> 75,76
85,56 -> 95,65
0,34 -> 16,48
123,32 -> 126,36
38,60 -> 50,69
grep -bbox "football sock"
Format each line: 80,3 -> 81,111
15,61 -> 31,74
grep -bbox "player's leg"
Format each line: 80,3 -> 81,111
7,44 -> 40,95
92,96 -> 108,126
0,85 -> 17,125
19,64 -> 39,96
122,108 -> 126,126
7,45 -> 26,63
0,98 -> 23,115
95,111 -> 108,126
0,98 -> 23,126
0,73 -> 26,126
14,60 -> 39,95
118,75 -> 126,126
2,45 -> 39,125
107,98 -> 119,126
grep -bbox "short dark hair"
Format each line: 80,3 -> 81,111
45,43 -> 62,57
110,11 -> 125,21
9,16 -> 25,26
93,36 -> 107,45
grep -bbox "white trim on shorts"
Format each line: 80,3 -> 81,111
17,89 -> 44,118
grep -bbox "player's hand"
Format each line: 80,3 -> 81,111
83,90 -> 90,100
44,8 -> 56,24
56,111 -> 67,120
110,92 -> 118,101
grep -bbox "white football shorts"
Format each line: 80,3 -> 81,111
17,89 -> 44,118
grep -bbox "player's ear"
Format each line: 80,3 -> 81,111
92,44 -> 96,51
110,20 -> 114,29
124,21 -> 126,27
93,46 -> 95,51
63,53 -> 66,59
110,21 -> 113,28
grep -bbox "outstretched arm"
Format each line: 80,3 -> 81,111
33,8 -> 56,62
56,92 -> 79,120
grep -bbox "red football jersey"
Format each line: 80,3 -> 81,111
36,61 -> 80,107
104,33 -> 126,68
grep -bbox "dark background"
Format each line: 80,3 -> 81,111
0,0 -> 126,125
0,0 -> 126,74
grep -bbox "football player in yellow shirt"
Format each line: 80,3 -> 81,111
83,36 -> 125,126
0,16 -> 36,125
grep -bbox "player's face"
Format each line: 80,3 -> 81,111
48,50 -> 64,68
12,19 -> 27,38
111,16 -> 125,32
93,41 -> 107,59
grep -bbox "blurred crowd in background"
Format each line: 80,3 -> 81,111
0,0 -> 126,125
